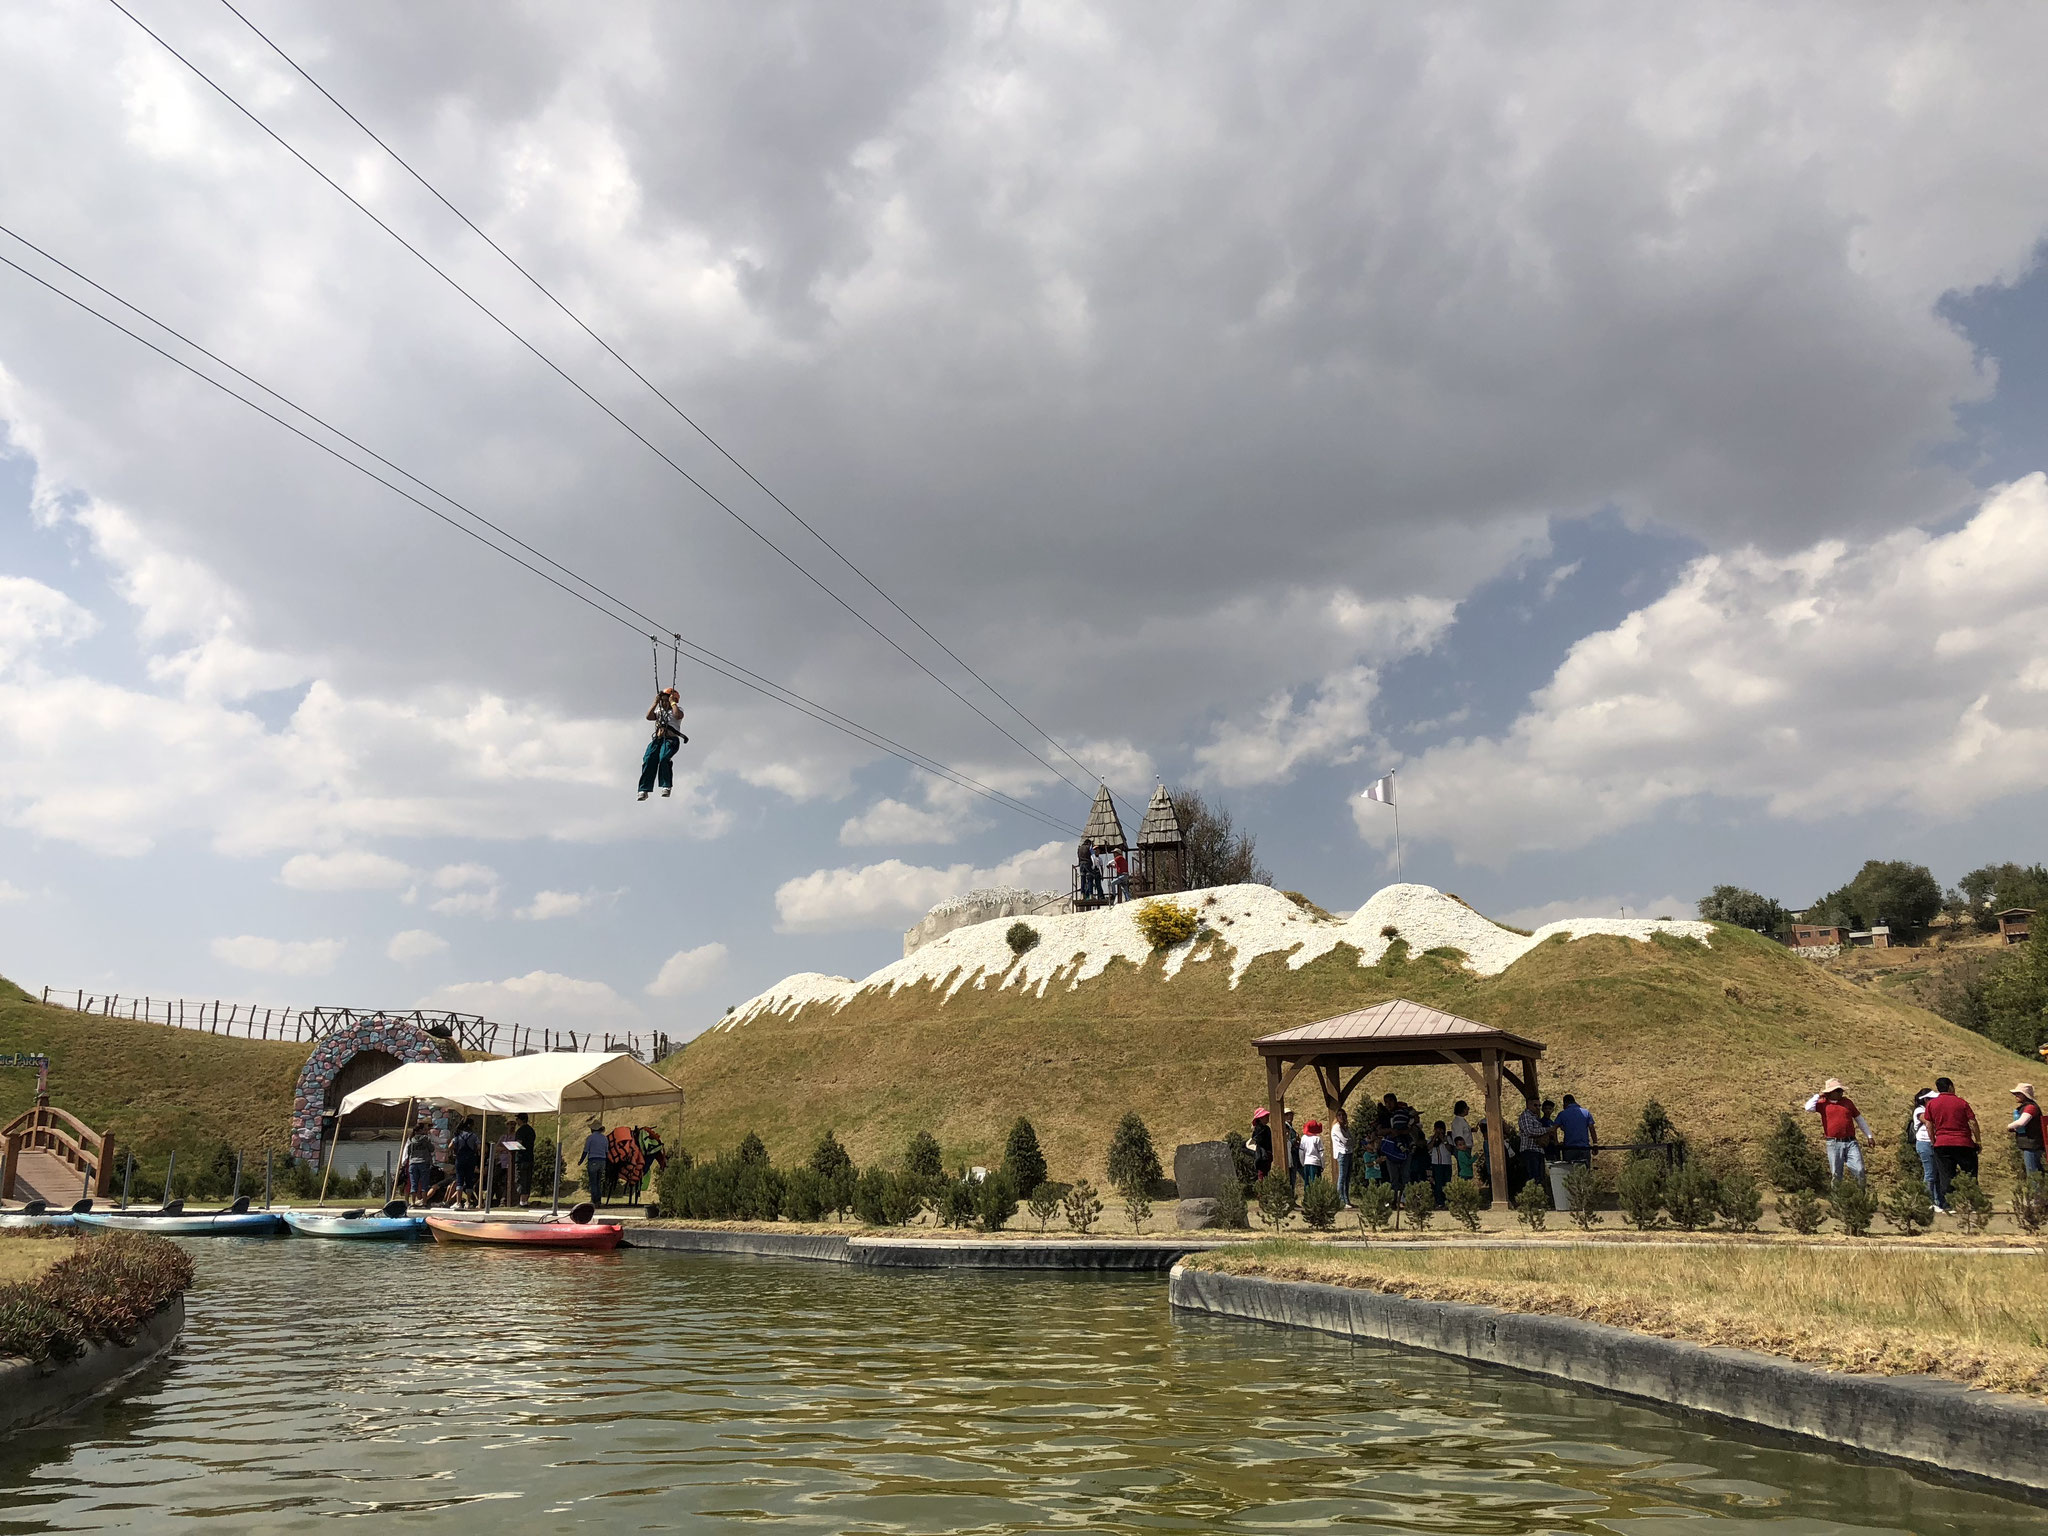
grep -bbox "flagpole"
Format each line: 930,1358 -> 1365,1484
1394,797 -> 1403,881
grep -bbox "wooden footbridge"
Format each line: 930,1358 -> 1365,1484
1,1104 -> 116,1205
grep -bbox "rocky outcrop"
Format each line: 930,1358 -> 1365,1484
902,888 -> 1073,957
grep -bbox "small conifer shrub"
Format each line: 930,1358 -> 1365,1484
1761,1114 -> 1829,1194
1444,1177 -> 1485,1232
1214,1182 -> 1250,1230
1512,1181 -> 1549,1231
1881,1175 -> 1935,1236
1300,1177 -> 1341,1231
1562,1163 -> 1603,1229
1026,1182 -> 1061,1231
906,1130 -> 943,1181
1106,1112 -> 1162,1193
1255,1174 -> 1296,1232
1351,1181 -> 1395,1234
1002,1118 -> 1048,1197
1663,1163 -> 1721,1232
1947,1172 -> 1994,1235
1717,1171 -> 1764,1233
1829,1176 -> 1875,1237
1777,1188 -> 1827,1235
1062,1179 -> 1103,1234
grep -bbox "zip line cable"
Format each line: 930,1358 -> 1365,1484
214,0 -> 1118,812
0,240 -> 1084,838
106,0 -> 1103,812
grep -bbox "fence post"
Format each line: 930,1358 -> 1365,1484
264,1150 -> 272,1210
121,1151 -> 133,1209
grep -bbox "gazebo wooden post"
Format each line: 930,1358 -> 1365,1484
1266,1055 -> 1289,1182
1482,1047 -> 1507,1207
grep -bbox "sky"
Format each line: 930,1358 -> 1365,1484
6,2 -> 2048,1043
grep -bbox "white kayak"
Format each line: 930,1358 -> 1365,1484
282,1210 -> 427,1240
73,1209 -> 286,1236
0,1205 -> 77,1230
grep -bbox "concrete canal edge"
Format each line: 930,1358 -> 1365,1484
622,1227 -> 1228,1270
1168,1266 -> 2048,1501
0,1296 -> 184,1436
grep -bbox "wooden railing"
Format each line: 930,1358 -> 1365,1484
36,989 -> 676,1062
0,1104 -> 116,1200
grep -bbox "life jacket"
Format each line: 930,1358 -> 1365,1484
608,1126 -> 647,1186
634,1126 -> 668,1171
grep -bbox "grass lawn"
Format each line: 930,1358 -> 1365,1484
0,977 -> 307,1155
0,1235 -> 76,1285
1187,1238 -> 2048,1398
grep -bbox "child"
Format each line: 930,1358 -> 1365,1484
1452,1136 -> 1474,1182
1298,1117 -> 1326,1185
1428,1120 -> 1454,1208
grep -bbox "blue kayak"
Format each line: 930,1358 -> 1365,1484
282,1210 -> 427,1240
0,1209 -> 76,1230
73,1210 -> 286,1236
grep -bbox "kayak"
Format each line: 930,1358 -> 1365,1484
424,1214 -> 622,1250
73,1210 -> 287,1236
283,1211 -> 428,1240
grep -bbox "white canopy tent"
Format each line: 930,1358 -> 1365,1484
331,1052 -> 684,1214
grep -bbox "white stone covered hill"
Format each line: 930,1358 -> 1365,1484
716,883 -> 1713,1031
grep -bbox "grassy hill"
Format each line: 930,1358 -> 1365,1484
664,921 -> 2038,1186
0,977 -> 307,1158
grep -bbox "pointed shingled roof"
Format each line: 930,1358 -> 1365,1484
1081,784 -> 1126,846
1136,784 -> 1183,847
1253,998 -> 1542,1053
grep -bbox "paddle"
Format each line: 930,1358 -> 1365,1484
561,1201 -> 596,1225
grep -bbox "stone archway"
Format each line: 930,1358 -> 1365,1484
290,1017 -> 463,1162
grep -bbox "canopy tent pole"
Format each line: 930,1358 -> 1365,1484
317,1112 -> 340,1204
388,1098 -> 417,1204
550,1107 -> 563,1217
479,1109 -> 490,1214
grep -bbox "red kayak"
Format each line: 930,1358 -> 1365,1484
425,1214 -> 623,1250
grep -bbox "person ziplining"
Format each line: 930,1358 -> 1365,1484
638,634 -> 690,801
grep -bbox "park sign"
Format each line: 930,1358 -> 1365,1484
0,1053 -> 49,1069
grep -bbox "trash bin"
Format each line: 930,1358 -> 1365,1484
1548,1161 -> 1575,1211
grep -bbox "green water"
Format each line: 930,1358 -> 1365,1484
0,1241 -> 2038,1532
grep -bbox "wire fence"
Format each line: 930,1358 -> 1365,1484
37,988 -> 676,1062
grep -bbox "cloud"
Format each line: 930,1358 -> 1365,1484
429,862 -> 499,917
0,574 -> 96,671
645,941 -> 728,998
279,849 -> 415,892
1380,476 -> 2048,863
0,880 -> 27,903
419,970 -> 640,1027
775,840 -> 1071,933
515,888 -> 605,921
385,928 -> 448,962
210,933 -> 345,976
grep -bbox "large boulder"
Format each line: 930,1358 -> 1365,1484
1173,1141 -> 1238,1200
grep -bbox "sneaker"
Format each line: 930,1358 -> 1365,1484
661,788 -> 671,797
1933,1205 -> 1951,1215
637,791 -> 649,801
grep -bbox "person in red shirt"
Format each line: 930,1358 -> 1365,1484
1922,1077 -> 1980,1214
1801,1078 -> 1873,1185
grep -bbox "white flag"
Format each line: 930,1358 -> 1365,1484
1362,774 -> 1394,805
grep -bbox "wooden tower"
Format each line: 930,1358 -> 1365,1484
1135,783 -> 1185,895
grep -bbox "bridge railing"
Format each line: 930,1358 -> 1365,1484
1,1103 -> 115,1200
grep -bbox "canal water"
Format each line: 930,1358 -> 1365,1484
0,1239 -> 2038,1532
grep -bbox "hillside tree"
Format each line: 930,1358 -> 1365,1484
1808,860 -> 1941,932
1166,786 -> 1272,889
1983,920 -> 2048,1057
1956,863 -> 2048,928
1001,1117 -> 1048,1195
1695,886 -> 1787,934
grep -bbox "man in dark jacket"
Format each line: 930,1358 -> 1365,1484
1248,1108 -> 1273,1180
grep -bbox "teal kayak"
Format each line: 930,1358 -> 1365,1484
73,1210 -> 286,1236
282,1210 -> 427,1240
0,1208 -> 76,1230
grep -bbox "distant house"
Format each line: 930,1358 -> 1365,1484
1848,926 -> 1893,949
1999,908 -> 2035,945
1791,925 -> 1847,948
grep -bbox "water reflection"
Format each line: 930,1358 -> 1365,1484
0,1241 -> 2036,1533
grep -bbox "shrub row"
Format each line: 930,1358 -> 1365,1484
0,1232 -> 195,1364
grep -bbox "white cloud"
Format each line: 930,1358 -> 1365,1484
0,880 -> 27,903
279,849 -> 415,892
516,888 -> 610,921
431,863 -> 497,891
210,933 -> 345,977
428,862 -> 499,917
839,777 -> 991,847
0,574 -> 96,672
646,941 -> 728,998
429,889 -> 500,918
1382,476 -> 2048,863
774,840 -> 1071,933
1195,666 -> 1382,788
385,928 -> 448,962
420,970 -> 640,1027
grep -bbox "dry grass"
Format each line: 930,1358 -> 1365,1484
666,921 -> 2038,1188
0,977 -> 307,1155
1191,1238 -> 2048,1398
0,1235 -> 75,1284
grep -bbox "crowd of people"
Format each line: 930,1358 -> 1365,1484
387,1115 -> 670,1208
1245,1090 -> 1600,1208
1806,1074 -> 2042,1213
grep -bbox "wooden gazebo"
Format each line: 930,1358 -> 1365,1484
1133,784 -> 1185,895
1254,999 -> 1545,1203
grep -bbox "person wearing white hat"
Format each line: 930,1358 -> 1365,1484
2010,1084 -> 2044,1177
1801,1078 -> 1873,1185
